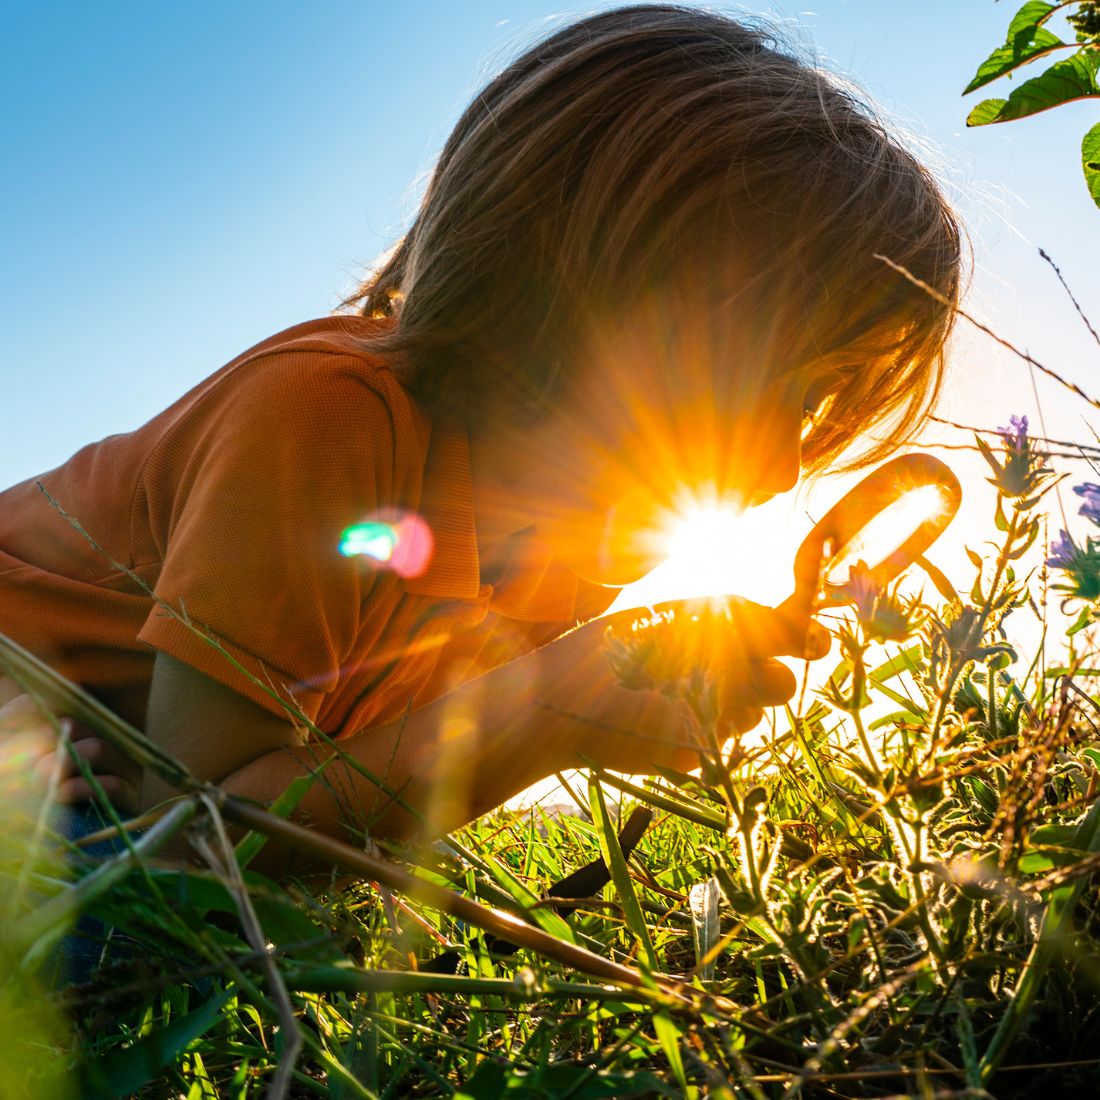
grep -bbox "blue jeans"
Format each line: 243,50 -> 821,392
50,801 -> 128,986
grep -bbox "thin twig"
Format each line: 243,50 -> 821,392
923,442 -> 1098,461
194,794 -> 302,1100
1039,248 -> 1100,350
928,415 -> 1100,456
876,255 -> 1100,412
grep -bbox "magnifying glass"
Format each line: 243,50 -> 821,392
607,454 -> 961,695
789,453 -> 961,614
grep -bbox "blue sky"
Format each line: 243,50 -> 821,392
3,1 -> 1098,532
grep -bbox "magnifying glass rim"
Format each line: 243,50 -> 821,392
793,453 -> 962,608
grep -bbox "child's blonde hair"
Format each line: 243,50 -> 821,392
344,4 -> 962,472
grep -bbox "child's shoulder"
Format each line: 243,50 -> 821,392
212,314 -> 403,398
131,313 -> 427,503
232,314 -> 391,361
160,314 -> 419,442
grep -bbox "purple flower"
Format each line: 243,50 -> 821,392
997,415 -> 1029,453
979,413 -> 1052,499
1073,483 -> 1100,525
843,560 -> 920,642
1047,529 -> 1078,569
1048,528 -> 1100,603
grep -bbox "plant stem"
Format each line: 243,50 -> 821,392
931,503 -> 1021,744
988,667 -> 998,742
287,965 -> 675,1002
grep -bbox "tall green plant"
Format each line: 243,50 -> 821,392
965,1 -> 1100,209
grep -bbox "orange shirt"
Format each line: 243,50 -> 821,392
0,317 -> 616,734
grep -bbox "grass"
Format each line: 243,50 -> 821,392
3,421 -> 1100,1098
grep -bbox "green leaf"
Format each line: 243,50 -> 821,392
869,708 -> 924,731
482,854 -> 577,943
1006,521 -> 1040,560
869,645 -> 924,684
1068,604 -> 1095,635
1005,1 -> 1058,38
976,434 -> 1001,475
80,986 -> 235,1098
1083,120 -> 1100,209
968,777 -> 1000,816
964,3 -> 1064,94
916,554 -> 960,605
588,779 -> 654,969
588,776 -> 687,1090
971,574 -> 987,604
157,867 -> 336,957
1029,822 -> 1083,849
1019,845 -> 1081,873
967,49 -> 1100,126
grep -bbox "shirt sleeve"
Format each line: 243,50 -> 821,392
137,353 -> 407,726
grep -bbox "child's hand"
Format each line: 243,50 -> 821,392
561,596 -> 830,775
0,681 -> 142,815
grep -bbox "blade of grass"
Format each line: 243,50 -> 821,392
287,964 -> 679,1003
588,774 -> 687,1092
593,768 -> 726,831
79,985 -> 235,1099
688,877 -> 721,983
235,767 -> 331,871
480,854 -> 578,943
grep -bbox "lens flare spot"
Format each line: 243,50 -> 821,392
340,523 -> 397,561
340,513 -> 434,578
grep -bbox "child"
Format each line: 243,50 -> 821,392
0,5 -> 960,873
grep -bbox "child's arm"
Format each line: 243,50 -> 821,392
140,598 -> 818,877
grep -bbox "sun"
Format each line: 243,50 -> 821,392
664,503 -> 744,560
606,494 -> 803,614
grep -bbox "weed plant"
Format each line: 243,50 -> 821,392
4,414 -> 1100,1099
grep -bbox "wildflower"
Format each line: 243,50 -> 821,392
1047,529 -> 1079,570
845,561 -> 923,644
604,604 -> 709,695
998,414 -> 1028,452
1047,528 -> 1100,603
1073,483 -> 1100,526
976,414 -> 1055,500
